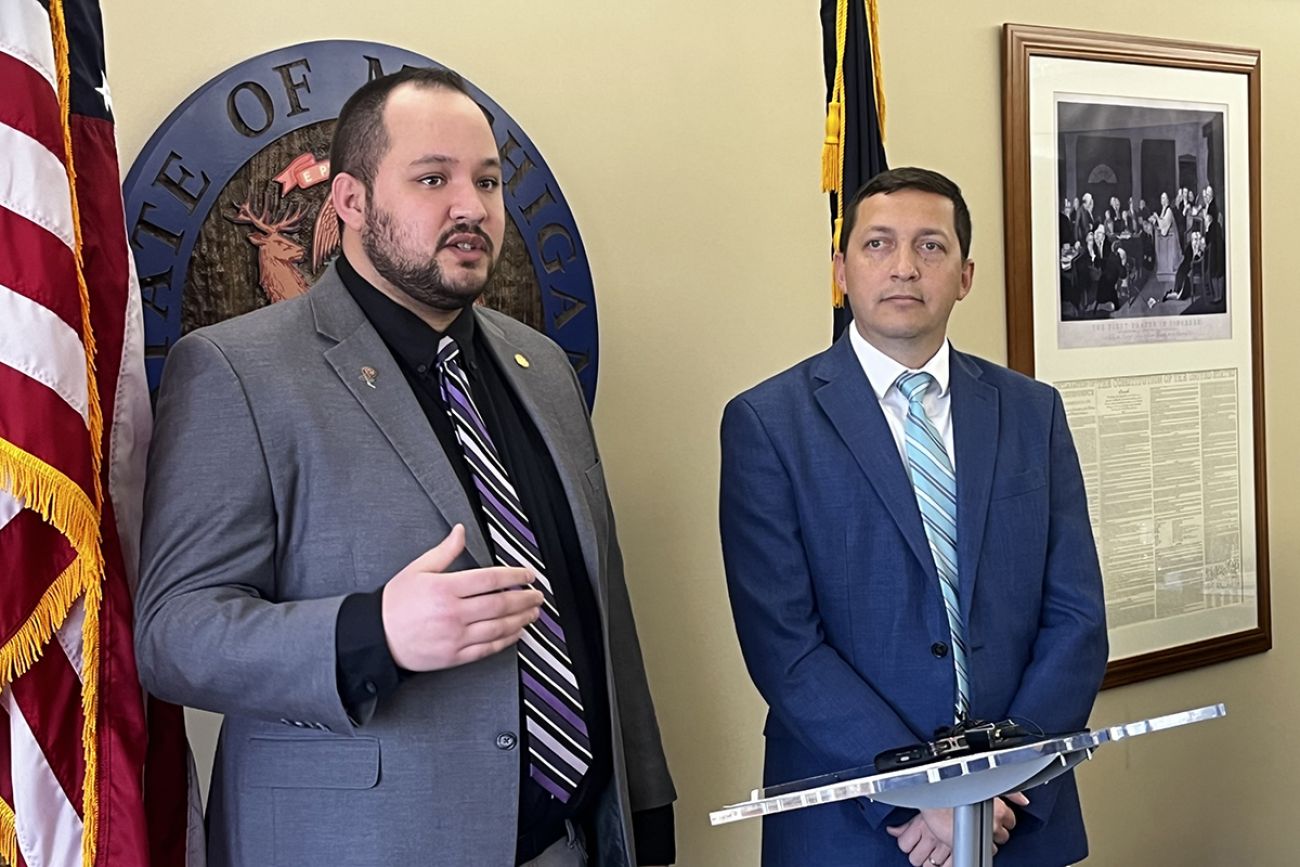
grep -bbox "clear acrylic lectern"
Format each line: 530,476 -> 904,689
710,704 -> 1225,867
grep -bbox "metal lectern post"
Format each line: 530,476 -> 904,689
952,799 -> 994,867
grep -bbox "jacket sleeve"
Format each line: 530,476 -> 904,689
134,332 -> 357,733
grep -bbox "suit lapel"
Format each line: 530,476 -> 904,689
309,270 -> 492,567
812,336 -> 934,577
476,312 -> 606,605
950,348 -> 998,617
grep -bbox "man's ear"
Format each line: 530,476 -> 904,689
331,172 -> 367,233
957,258 -> 975,301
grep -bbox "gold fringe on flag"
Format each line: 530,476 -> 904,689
0,448 -> 97,681
51,0 -> 108,857
0,444 -> 102,693
0,798 -> 17,867
0,439 -> 101,861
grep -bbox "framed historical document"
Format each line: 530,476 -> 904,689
1001,24 -> 1268,688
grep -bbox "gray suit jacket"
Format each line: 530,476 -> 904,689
135,265 -> 675,866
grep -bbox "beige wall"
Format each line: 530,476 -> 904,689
106,2 -> 1296,864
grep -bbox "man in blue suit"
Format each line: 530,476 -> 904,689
720,168 -> 1107,866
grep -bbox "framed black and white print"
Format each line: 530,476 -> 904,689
1001,25 -> 1268,688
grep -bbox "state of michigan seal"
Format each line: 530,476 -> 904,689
124,40 -> 599,404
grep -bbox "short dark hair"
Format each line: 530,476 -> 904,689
839,167 -> 972,259
330,67 -> 487,191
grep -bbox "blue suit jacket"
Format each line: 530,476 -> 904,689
719,337 -> 1108,866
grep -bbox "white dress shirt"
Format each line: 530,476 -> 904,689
847,328 -> 957,470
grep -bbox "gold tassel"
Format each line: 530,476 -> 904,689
825,0 -> 849,303
821,97 -> 842,194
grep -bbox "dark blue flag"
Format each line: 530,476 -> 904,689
821,0 -> 888,340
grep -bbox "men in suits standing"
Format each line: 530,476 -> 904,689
1172,189 -> 1189,248
136,68 -> 675,867
1059,198 -> 1075,248
1075,192 -> 1096,241
1203,185 -> 1220,224
720,168 -> 1107,867
1204,207 -> 1226,304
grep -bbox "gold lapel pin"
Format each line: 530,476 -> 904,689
514,353 -> 530,369
360,366 -> 378,388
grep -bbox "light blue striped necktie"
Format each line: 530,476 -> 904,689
895,371 -> 970,719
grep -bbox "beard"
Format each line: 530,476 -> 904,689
361,205 -> 496,311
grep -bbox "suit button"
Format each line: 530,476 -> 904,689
931,642 -> 949,658
495,732 -> 518,751
363,680 -> 378,696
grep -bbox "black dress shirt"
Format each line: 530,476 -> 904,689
331,256 -> 673,865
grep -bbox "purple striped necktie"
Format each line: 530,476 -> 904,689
436,336 -> 590,803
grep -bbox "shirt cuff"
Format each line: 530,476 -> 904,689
335,588 -> 401,724
632,803 -> 676,865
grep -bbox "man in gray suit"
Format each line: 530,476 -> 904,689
135,68 -> 675,867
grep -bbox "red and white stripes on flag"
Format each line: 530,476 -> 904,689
0,0 -> 194,865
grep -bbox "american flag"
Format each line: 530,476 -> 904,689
0,0 -> 195,864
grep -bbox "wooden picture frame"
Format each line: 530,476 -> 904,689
1001,24 -> 1268,688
